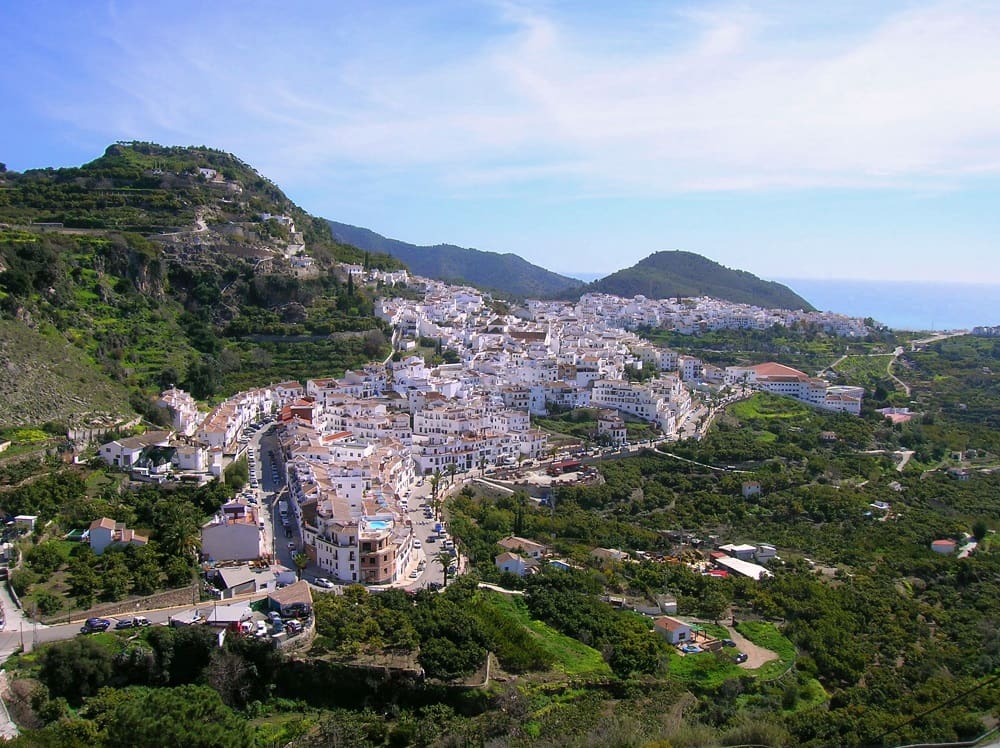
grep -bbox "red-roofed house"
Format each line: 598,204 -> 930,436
654,616 -> 692,645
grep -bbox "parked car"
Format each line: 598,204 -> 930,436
284,602 -> 312,618
314,577 -> 335,589
133,616 -> 150,627
115,618 -> 135,630
81,617 -> 111,633
734,652 -> 748,664
409,571 -> 419,579
413,540 -> 422,548
255,620 -> 268,637
722,639 -> 736,648
287,542 -> 296,550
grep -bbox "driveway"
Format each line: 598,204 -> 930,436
724,624 -> 778,670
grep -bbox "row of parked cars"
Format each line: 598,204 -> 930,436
80,615 -> 151,633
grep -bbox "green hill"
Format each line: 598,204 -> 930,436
327,220 -> 584,298
0,319 -> 133,428
583,250 -> 813,310
0,143 -> 403,427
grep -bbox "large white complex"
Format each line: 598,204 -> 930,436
725,362 -> 865,414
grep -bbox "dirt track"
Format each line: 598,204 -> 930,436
725,625 -> 778,670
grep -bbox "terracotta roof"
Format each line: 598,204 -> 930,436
89,517 -> 117,531
654,616 -> 689,632
751,362 -> 809,380
267,579 -> 313,607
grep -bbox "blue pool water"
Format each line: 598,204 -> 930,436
367,520 -> 391,530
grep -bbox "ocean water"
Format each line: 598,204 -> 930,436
777,278 -> 999,332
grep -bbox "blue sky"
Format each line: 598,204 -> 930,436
3,0 -> 1000,283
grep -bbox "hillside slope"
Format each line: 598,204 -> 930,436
0,320 -> 133,428
584,251 -> 813,310
0,143 -> 401,427
328,220 -> 583,298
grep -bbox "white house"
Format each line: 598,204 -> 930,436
495,552 -> 530,577
497,535 -> 548,559
99,431 -> 172,469
201,502 -> 264,562
654,616 -> 692,645
88,517 -> 148,555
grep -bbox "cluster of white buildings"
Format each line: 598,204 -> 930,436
534,293 -> 870,337
93,271 -> 871,580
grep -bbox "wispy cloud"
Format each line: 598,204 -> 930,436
17,0 -> 1000,197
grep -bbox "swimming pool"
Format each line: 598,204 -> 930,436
367,520 -> 391,530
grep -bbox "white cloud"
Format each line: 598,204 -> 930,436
25,1 -> 1000,196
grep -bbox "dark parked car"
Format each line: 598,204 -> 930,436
81,617 -> 111,633
722,639 -> 736,648
283,602 -> 312,618
734,652 -> 748,664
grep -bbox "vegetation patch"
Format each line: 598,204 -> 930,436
484,593 -> 611,677
734,622 -> 796,680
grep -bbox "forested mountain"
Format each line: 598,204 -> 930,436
0,143 -> 401,426
327,220 -> 584,299
581,250 -> 813,310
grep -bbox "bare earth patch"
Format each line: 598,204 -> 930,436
724,625 -> 778,669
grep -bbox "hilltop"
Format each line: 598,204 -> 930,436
328,220 -> 584,299
328,221 -> 811,311
581,251 -> 813,310
0,143 -> 401,427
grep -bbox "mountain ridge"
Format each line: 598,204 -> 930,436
329,220 -> 812,310
579,250 -> 814,310
327,220 -> 584,299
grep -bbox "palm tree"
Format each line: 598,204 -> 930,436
429,469 -> 442,519
292,552 -> 309,580
434,550 -> 455,587
446,462 -> 457,486
158,505 -> 201,562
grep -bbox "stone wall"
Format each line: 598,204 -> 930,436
41,584 -> 199,625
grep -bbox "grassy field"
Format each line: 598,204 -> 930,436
485,593 -> 612,678
730,394 -> 810,421
666,648 -> 744,688
834,354 -> 897,391
85,470 -> 124,497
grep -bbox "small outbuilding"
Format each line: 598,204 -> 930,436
654,616 -> 692,645
931,539 -> 957,555
267,579 -> 313,617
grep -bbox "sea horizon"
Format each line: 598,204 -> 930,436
777,277 -> 999,332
